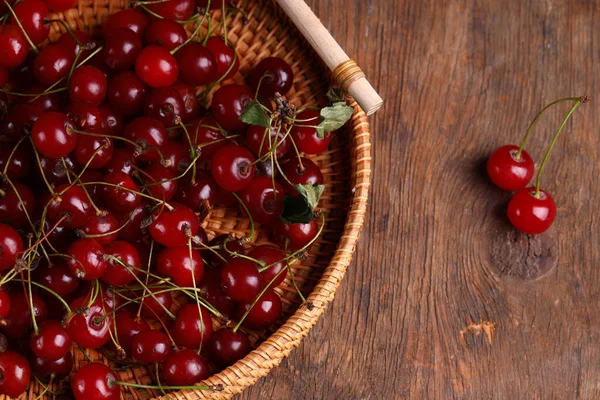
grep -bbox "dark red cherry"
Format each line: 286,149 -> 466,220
114,311 -> 151,356
0,145 -> 32,180
246,124 -> 290,159
39,218 -> 74,253
175,172 -> 217,212
103,9 -> 149,37
144,86 -> 184,127
256,159 -> 278,179
0,183 -> 35,229
135,45 -> 179,88
206,36 -> 239,81
0,350 -> 31,397
149,202 -> 198,248
68,297 -> 112,349
31,111 -> 78,159
162,349 -> 209,386
507,187 -> 556,234
66,101 -> 103,131
56,29 -> 94,59
208,328 -> 251,367
144,19 -> 186,50
249,57 -> 294,97
239,176 -> 284,225
107,70 -> 147,115
115,199 -> 150,242
161,141 -> 190,173
66,238 -> 107,280
211,84 -> 254,131
105,148 -> 137,176
38,263 -> 79,298
280,157 -> 323,194
37,154 -> 79,186
0,223 -> 23,272
171,303 -> 213,350
124,116 -> 168,162
148,0 -> 193,20
103,28 -> 142,71
46,184 -> 92,228
198,268 -> 234,316
25,85 -> 64,111
175,43 -> 217,86
0,289 -> 11,318
196,0 -> 229,10
71,362 -> 119,400
80,212 -> 118,246
144,163 -> 178,201
192,116 -> 229,161
203,234 -> 244,268
221,258 -> 264,303
79,169 -> 104,202
3,103 -> 43,141
99,105 -> 123,136
211,144 -> 256,192
30,320 -> 71,361
69,65 -> 108,106
157,246 -> 204,287
74,135 -> 114,169
1,293 -> 46,338
33,44 -> 74,85
487,145 -> 535,191
0,25 -> 28,69
140,288 -> 173,320
30,351 -> 73,382
102,240 -> 141,286
172,81 -> 199,122
12,0 -> 49,45
131,329 -> 172,363
291,109 -> 332,154
247,246 -> 287,290
272,218 -> 319,250
235,290 -> 282,330
102,171 -> 141,213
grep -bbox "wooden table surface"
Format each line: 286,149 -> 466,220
240,0 -> 600,398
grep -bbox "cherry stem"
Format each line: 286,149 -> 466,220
136,239 -> 154,318
109,380 -> 217,391
516,97 -> 581,158
534,96 -> 589,197
46,19 -> 83,46
33,375 -> 53,400
284,248 -> 305,303
4,0 -> 38,53
79,181 -> 174,210
191,236 -> 227,263
232,192 -> 254,241
29,137 -> 55,194
187,238 -> 205,354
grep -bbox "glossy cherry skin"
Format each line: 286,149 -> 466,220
272,218 -> 319,250
12,0 -> 49,45
34,44 -> 74,85
148,0 -> 193,20
66,101 -> 103,131
144,19 -> 186,50
103,28 -> 142,70
239,176 -> 284,225
0,25 -> 29,68
114,311 -> 151,356
247,246 -> 287,290
30,351 -> 73,382
115,199 -> 150,242
107,70 -> 147,115
291,109 -> 333,154
208,328 -> 251,367
221,258 -> 264,303
71,362 -> 119,400
197,0 -> 230,10
30,320 -> 71,361
192,116 -> 229,161
0,289 -> 11,318
157,246 -> 204,287
46,184 -> 92,228
80,212 -> 119,245
0,350 -> 31,397
131,330 -> 172,364
102,171 -> 141,213
211,145 -> 257,192
68,297 -> 112,349
246,124 -> 291,159
175,172 -> 217,211
1,293 -> 47,338
249,57 -> 294,97
487,145 -> 535,191
106,148 -> 137,176
171,303 -> 213,350
206,36 -> 239,80
25,85 -> 64,111
66,238 -> 107,280
507,187 -> 556,234
31,111 -> 78,159
144,163 -> 178,201
74,135 -> 114,168
43,0 -> 77,12
0,223 -> 23,271
56,29 -> 94,59
144,86 -> 185,127
135,45 -> 179,88
198,268 -> 235,316
0,183 -> 35,229
172,81 -> 200,122
124,116 -> 168,162
0,144 -> 33,180
149,202 -> 199,248
140,288 -> 173,320
163,349 -> 210,386
203,234 -> 244,268
280,157 -> 323,194
102,240 -> 141,286
211,84 -> 254,131
103,9 -> 149,37
235,290 -> 282,330
175,43 -> 217,86
162,141 -> 191,173
38,263 -> 79,298
69,65 -> 108,106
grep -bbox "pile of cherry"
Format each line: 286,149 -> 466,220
0,0 -> 352,397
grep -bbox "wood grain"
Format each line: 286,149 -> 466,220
239,0 -> 600,398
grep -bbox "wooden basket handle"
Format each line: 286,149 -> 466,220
275,0 -> 383,116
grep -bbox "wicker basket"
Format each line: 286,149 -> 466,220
8,0 -> 371,398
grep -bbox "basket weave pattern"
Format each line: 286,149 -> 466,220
5,0 -> 371,398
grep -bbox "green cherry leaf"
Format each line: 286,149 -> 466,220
239,100 -> 271,128
315,101 -> 354,139
279,184 -> 325,224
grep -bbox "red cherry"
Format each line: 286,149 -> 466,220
221,258 -> 264,303
175,43 -> 217,86
56,29 -> 94,58
175,172 -> 217,212
1,293 -> 46,338
249,57 -> 294,97
161,140 -> 191,173
12,0 -> 49,45
246,124 -> 290,159
30,351 -> 73,382
46,184 -> 92,228
31,111 -> 78,159
102,240 -> 141,286
211,84 -> 254,131
38,263 -> 79,298
144,163 -> 178,201
0,67 -> 7,86
171,303 -> 213,350
206,36 -> 239,81
191,116 -> 229,161
157,246 -> 204,287
0,289 -> 11,318
0,143 -> 33,180
135,45 -> 179,88
42,0 -> 76,12
131,330 -> 172,363
100,104 -> 123,136
144,19 -> 186,50
29,320 -> 71,361
103,9 -> 149,37
33,43 -> 74,85
71,362 -> 119,400
0,350 -> 31,397
74,135 -> 114,168
102,171 -> 141,213
2,103 -> 43,141
148,0 -> 193,20
140,288 -> 173,320
115,200 -> 150,242
144,86 -> 185,127
0,223 -> 23,271
67,101 -> 103,131
172,81 -> 200,122
67,297 -> 112,349
235,290 -> 282,330
148,202 -> 198,248
0,25 -> 28,68
247,246 -> 287,290
198,268 -> 234,316
80,212 -> 119,246
105,148 -> 137,176
239,176 -> 284,225
107,70 -> 147,115
487,145 -> 535,191
66,238 -> 107,280
124,116 -> 168,162
280,157 -> 323,194
0,183 -> 36,229
79,169 -> 104,202
272,219 -> 319,250
114,311 -> 151,356
69,65 -> 108,106
211,144 -> 256,192
208,328 -> 251,367
103,28 -> 142,71
25,84 -> 64,111
507,187 -> 556,234
162,349 -> 209,385
36,154 -> 79,186
196,0 -> 230,10
291,109 -> 332,154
